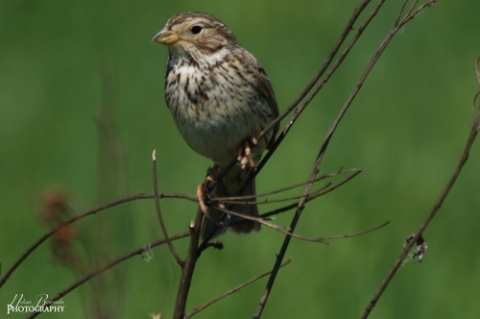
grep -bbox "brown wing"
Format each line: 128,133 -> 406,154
242,50 -> 279,149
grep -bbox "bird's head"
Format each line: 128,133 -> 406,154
153,12 -> 238,58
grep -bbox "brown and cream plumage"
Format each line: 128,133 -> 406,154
153,12 -> 278,236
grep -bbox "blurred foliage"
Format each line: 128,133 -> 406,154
1,0 -> 479,318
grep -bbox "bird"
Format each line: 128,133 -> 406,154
153,12 -> 279,238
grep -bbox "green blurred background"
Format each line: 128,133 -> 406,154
1,0 -> 479,318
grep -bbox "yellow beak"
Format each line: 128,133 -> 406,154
152,30 -> 180,45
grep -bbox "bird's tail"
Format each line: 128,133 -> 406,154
201,165 -> 260,239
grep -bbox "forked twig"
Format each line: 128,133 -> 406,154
360,58 -> 480,318
254,0 -> 435,317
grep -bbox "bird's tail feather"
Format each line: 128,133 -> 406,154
201,165 -> 260,239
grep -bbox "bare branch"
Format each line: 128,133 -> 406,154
323,221 -> 390,241
254,1 -> 435,317
360,56 -> 480,319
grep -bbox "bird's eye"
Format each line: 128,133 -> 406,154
190,25 -> 203,34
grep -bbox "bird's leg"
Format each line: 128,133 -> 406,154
238,137 -> 257,169
205,166 -> 216,185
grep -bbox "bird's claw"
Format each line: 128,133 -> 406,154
238,137 -> 257,169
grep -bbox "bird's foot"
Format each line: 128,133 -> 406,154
238,137 -> 257,169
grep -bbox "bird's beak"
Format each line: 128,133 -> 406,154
152,29 -> 180,45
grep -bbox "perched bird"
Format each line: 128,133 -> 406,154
153,12 -> 279,237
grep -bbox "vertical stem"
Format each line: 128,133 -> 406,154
173,209 -> 203,319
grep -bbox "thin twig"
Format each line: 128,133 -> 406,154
152,149 -> 184,267
394,0 -> 409,26
216,206 -> 328,244
231,209 -> 388,243
184,259 -> 293,318
323,221 -> 390,241
25,231 -> 190,319
360,56 -> 480,319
